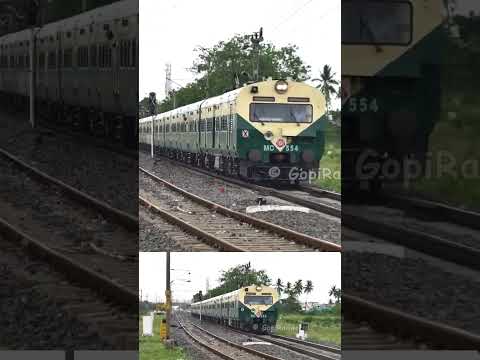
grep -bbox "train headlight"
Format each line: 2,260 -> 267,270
256,286 -> 262,291
264,131 -> 274,140
274,80 -> 288,94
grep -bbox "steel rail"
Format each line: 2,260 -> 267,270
343,293 -> 480,349
0,147 -> 138,231
343,210 -> 480,270
268,334 -> 341,355
0,216 -> 137,308
140,167 -> 341,251
145,153 -> 341,217
139,196 -> 244,252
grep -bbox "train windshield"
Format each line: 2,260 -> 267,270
250,103 -> 312,123
244,295 -> 273,305
342,1 -> 412,45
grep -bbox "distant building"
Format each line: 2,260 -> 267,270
302,302 -> 333,311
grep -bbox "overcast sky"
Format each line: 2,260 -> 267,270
140,252 -> 341,304
139,0 -> 341,103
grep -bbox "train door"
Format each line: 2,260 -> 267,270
212,109 -> 216,150
228,103 -> 233,149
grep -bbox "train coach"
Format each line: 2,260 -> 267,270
139,79 -> 327,182
190,285 -> 279,334
341,0 -> 446,191
0,0 -> 138,147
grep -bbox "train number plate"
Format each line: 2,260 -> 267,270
347,97 -> 379,113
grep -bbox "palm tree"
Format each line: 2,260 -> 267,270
329,285 -> 337,303
275,278 -> 284,296
285,282 -> 292,297
303,280 -> 314,310
293,280 -> 303,297
313,65 -> 339,116
334,287 -> 342,304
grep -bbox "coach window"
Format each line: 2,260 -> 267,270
90,45 -> 97,67
77,46 -> 89,68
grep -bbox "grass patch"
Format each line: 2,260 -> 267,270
315,121 -> 341,193
275,312 -> 341,346
140,315 -> 189,360
410,99 -> 480,210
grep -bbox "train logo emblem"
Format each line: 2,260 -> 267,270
276,138 -> 286,148
241,130 -> 249,138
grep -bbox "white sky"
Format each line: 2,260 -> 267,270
140,252 -> 341,304
139,0 -> 341,106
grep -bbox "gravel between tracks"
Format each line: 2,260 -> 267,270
140,153 -> 340,243
343,251 -> 480,334
185,314 -> 336,360
0,237 -> 109,349
0,154 -> 138,292
0,112 -> 138,215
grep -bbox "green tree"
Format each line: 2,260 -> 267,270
157,35 -> 311,112
203,262 -> 272,300
329,285 -> 341,304
304,280 -> 313,302
285,282 -> 292,297
275,278 -> 284,296
313,65 -> 339,115
293,280 -> 304,297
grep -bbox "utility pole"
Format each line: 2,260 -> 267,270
29,0 -> 40,129
165,251 -> 172,339
250,27 -> 263,82
148,92 -> 157,158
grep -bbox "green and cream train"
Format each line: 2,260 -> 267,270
342,0 -> 446,190
139,79 -> 327,182
190,285 -> 279,334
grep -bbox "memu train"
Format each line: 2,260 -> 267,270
139,79 -> 327,182
0,0 -> 138,147
341,0 -> 446,191
190,285 -> 279,334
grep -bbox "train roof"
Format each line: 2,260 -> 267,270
191,284 -> 276,306
138,79 -> 316,124
0,0 -> 137,43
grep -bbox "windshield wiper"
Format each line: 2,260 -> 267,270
360,16 -> 383,53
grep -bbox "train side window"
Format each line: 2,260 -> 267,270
77,46 -> 88,68
90,45 -> 97,67
99,44 -> 112,68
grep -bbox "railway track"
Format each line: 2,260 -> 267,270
342,293 -> 480,349
0,146 -> 138,346
143,153 -> 341,218
262,334 -> 341,359
139,167 -> 340,252
177,316 -> 286,360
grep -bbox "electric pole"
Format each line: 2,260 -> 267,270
165,251 -> 172,340
148,92 -> 157,158
250,27 -> 263,82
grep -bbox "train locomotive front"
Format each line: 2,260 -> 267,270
341,0 -> 446,191
190,285 -> 279,334
139,79 -> 327,183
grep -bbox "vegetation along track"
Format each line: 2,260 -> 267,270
176,316 -> 287,360
147,154 -> 341,218
342,293 -> 480,349
139,167 -> 340,252
0,147 -> 138,303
